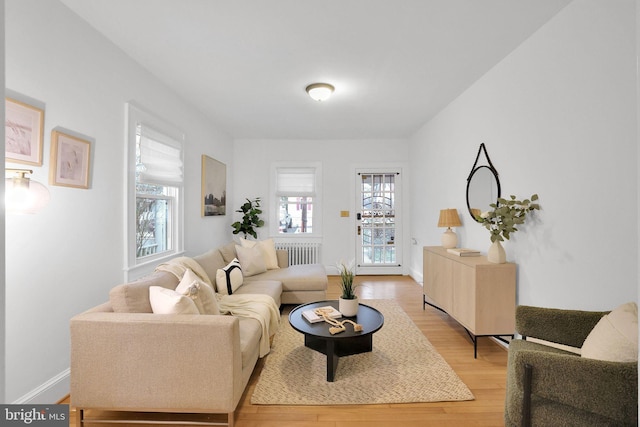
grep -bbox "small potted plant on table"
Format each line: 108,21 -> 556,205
337,260 -> 359,316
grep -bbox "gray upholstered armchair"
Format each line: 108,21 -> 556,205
505,305 -> 638,427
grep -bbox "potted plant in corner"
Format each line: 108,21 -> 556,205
337,260 -> 359,317
231,197 -> 265,239
476,194 -> 540,263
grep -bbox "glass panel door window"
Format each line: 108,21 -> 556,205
356,170 -> 402,274
361,173 -> 395,264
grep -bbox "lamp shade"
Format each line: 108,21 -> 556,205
306,83 -> 334,101
437,208 -> 461,228
5,170 -> 50,214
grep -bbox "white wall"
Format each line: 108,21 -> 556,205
5,0 -> 233,403
409,0 -> 637,310
232,139 -> 409,272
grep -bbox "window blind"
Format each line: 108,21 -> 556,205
276,167 -> 315,196
137,125 -> 183,185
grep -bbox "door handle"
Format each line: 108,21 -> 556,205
357,225 -> 361,235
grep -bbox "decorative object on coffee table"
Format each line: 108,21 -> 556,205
313,306 -> 363,335
337,260 -> 359,316
302,305 -> 341,323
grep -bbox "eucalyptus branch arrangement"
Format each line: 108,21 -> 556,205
337,260 -> 358,300
476,194 -> 540,242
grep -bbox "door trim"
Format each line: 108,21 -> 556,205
354,168 -> 403,275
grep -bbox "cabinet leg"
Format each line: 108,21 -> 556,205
463,328 -> 478,358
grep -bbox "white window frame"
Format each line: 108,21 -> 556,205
125,102 -> 185,279
270,162 -> 322,238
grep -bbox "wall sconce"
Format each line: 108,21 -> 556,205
305,83 -> 335,102
5,168 -> 50,214
438,208 -> 461,249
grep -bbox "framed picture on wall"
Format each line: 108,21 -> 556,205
5,98 -> 45,166
50,130 -> 91,189
202,155 -> 226,216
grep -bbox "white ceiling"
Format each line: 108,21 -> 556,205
59,0 -> 571,140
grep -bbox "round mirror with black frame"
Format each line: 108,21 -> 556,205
466,144 -> 501,222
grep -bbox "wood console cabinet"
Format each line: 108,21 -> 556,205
423,246 -> 516,357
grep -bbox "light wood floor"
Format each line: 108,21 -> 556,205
62,275 -> 509,426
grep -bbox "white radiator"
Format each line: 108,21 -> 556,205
275,242 -> 321,265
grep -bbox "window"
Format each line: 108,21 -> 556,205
126,103 -> 184,271
273,165 -> 321,235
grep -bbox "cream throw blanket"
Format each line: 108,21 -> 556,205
155,256 -> 280,357
218,294 -> 280,357
156,256 -> 214,288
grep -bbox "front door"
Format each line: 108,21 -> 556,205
355,169 -> 402,275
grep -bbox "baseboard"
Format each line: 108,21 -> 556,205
12,368 -> 70,404
409,266 -> 423,284
490,336 -> 510,351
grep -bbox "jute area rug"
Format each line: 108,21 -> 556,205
251,299 -> 474,405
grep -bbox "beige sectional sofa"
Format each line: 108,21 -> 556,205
70,241 -> 327,427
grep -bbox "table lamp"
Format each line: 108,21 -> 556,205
438,208 -> 461,249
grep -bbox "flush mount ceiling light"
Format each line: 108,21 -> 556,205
305,83 -> 335,102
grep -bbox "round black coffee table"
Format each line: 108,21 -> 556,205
289,300 -> 384,382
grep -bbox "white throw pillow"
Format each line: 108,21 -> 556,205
149,286 -> 200,315
581,302 -> 638,362
175,269 -> 220,315
235,245 -> 267,277
215,258 -> 243,295
239,238 -> 279,270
